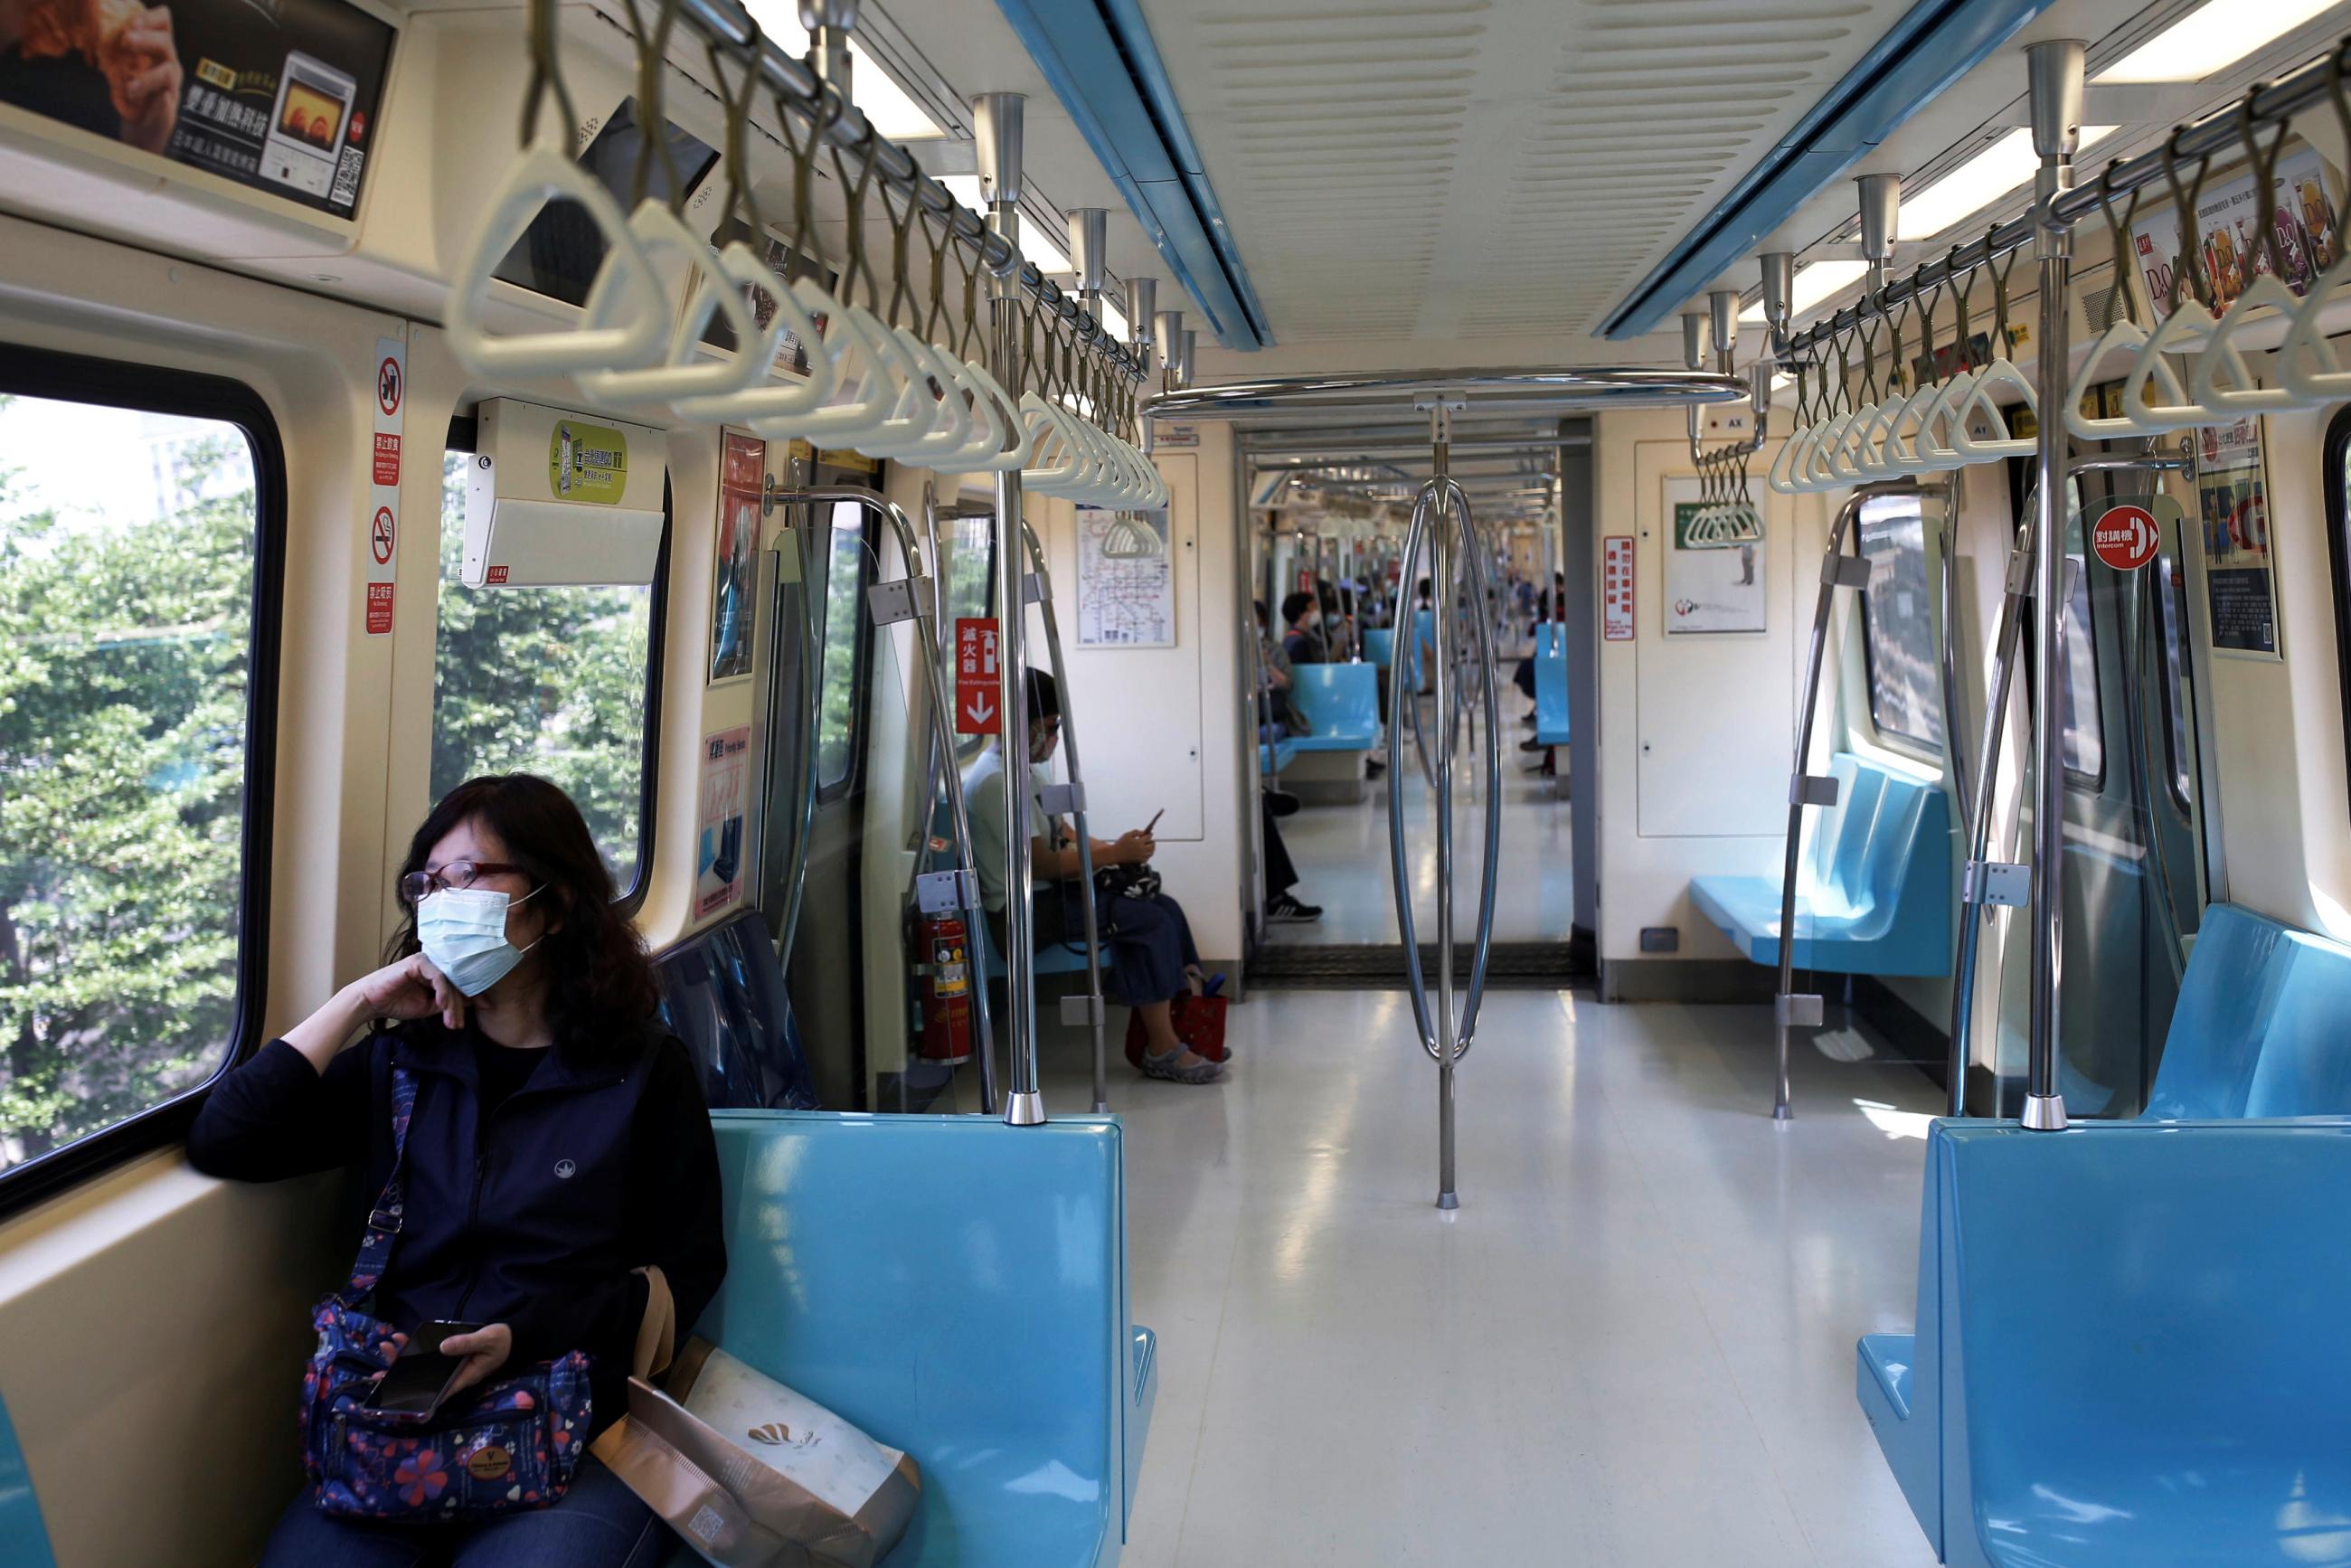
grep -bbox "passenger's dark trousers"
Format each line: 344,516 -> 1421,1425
1261,798 -> 1298,899
1027,884 -> 1199,1005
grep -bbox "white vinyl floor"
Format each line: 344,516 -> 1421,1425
1269,687 -> 1573,947
1040,993 -> 1944,1567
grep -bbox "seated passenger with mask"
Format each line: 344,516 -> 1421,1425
962,670 -> 1224,1085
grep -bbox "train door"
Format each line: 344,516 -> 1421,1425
1987,453 -> 2209,1117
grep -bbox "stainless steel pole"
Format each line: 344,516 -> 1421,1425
2023,40 -> 2084,1134
1430,402 -> 1459,1211
1021,521 -> 1111,1113
977,90 -> 1045,1127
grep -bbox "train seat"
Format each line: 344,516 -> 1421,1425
685,1110 -> 1155,1566
1363,627 -> 1394,668
1260,738 -> 1299,775
1532,623 -> 1570,746
2140,902 -> 2351,1119
655,912 -> 821,1110
1858,1118 -> 2351,1566
0,1389 -> 54,1567
1687,753 -> 1950,976
1286,663 -> 1381,752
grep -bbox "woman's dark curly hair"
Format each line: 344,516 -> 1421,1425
389,774 -> 661,1056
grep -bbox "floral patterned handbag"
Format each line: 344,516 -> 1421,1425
298,1064 -> 593,1522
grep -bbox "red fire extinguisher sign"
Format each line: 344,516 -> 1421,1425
956,618 -> 1000,735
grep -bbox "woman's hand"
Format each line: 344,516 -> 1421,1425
280,955 -> 467,1074
352,953 -> 467,1031
110,8 -> 181,154
439,1324 -> 513,1397
1112,829 -> 1155,864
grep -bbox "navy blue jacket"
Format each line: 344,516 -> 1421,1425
188,1020 -> 726,1435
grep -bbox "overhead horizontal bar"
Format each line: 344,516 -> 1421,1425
1146,368 -> 1746,423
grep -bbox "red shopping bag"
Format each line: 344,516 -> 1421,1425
1122,993 -> 1231,1067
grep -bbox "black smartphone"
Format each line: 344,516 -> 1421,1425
1144,808 -> 1165,834
361,1320 -> 482,1416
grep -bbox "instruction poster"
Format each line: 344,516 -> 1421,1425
1075,505 -> 1175,647
709,431 -> 762,683
1663,475 -> 1765,634
0,0 -> 395,216
695,725 -> 751,919
2130,145 -> 2342,317
2194,416 -> 2280,656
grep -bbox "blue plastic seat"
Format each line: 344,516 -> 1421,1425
1363,627 -> 1394,668
656,912 -> 820,1110
1285,663 -> 1380,753
1531,623 -> 1569,745
691,1111 -> 1156,1565
977,894 -> 1113,981
1858,1117 -> 2351,1567
0,1390 -> 53,1567
1260,738 -> 1299,775
1687,752 -> 1950,976
2140,902 -> 2351,1119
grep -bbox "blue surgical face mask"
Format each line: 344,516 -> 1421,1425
417,884 -> 544,997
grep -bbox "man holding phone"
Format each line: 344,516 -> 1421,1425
962,670 -> 1223,1085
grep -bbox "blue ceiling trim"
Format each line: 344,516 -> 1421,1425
1596,0 -> 2059,342
993,0 -> 1270,350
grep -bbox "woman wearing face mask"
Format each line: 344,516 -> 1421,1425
188,773 -> 724,1567
962,670 -> 1221,1085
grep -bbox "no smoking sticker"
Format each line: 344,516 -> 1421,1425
2091,504 -> 2159,572
371,506 -> 396,566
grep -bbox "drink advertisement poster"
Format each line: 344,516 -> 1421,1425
695,726 -> 751,919
2130,145 -> 2342,318
2194,416 -> 2280,657
709,430 -> 763,684
0,0 -> 395,217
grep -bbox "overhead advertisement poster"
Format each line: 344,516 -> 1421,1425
1075,506 -> 1175,647
0,0 -> 395,217
2130,144 -> 2342,316
1662,474 -> 1764,635
2194,416 -> 2280,658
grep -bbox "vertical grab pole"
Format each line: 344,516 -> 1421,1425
1430,404 -> 1459,1210
916,490 -> 1000,1114
1020,521 -> 1111,1113
1777,493 -> 1871,1121
2023,40 -> 2084,1133
977,90 -> 1045,1128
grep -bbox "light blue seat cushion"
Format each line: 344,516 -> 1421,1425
2141,902 -> 2351,1119
1287,663 -> 1379,751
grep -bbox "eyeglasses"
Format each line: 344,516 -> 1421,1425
400,860 -> 529,904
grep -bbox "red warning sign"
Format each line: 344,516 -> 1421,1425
373,433 -> 401,486
2091,504 -> 2159,572
365,582 -> 394,635
370,506 -> 396,566
376,355 -> 402,418
956,619 -> 1001,735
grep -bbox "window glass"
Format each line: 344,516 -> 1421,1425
2061,489 -> 2105,781
815,505 -> 873,790
2156,552 -> 2193,807
1856,494 -> 1944,751
434,450 -> 657,892
936,511 -> 995,760
0,393 -> 260,1173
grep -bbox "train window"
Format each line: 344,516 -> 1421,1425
2060,494 -> 2105,783
1855,494 -> 1944,753
2155,553 -> 2194,809
433,449 -> 666,896
815,505 -> 875,794
0,361 -> 282,1197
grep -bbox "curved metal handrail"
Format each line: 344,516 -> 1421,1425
1019,518 -> 1113,1113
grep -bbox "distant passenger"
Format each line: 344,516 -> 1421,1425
188,773 -> 726,1563
964,670 -> 1224,1085
1281,590 -> 1326,666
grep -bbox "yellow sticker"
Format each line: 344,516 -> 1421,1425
549,419 -> 629,505
195,58 -> 236,90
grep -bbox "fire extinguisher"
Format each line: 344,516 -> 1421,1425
914,911 -> 973,1064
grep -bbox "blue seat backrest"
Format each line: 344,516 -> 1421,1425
0,1388 -> 56,1568
2144,903 -> 2351,1119
1289,662 -> 1379,740
656,913 -> 820,1110
1363,627 -> 1394,668
1800,754 -> 1947,933
699,1112 -> 1137,1563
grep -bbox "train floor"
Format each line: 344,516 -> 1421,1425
1038,992 -> 1943,1567
1270,685 -> 1572,948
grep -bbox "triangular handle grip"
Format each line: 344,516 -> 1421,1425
670,242 -> 837,423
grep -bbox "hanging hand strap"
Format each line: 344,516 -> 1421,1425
344,1062 -> 420,1299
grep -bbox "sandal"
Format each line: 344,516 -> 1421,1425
1140,1046 -> 1223,1084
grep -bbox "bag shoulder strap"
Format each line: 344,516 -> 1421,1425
629,1265 -> 676,1382
342,1055 -> 419,1300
